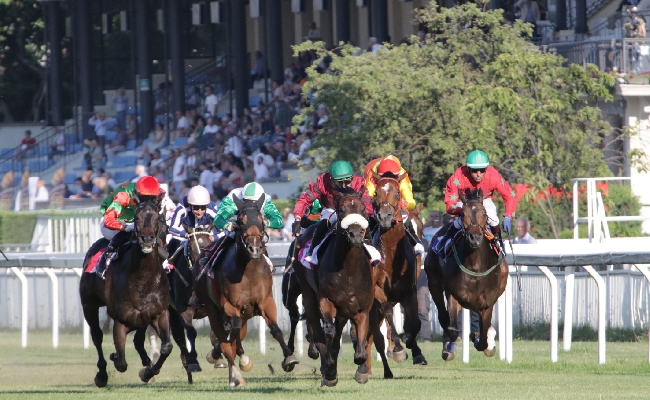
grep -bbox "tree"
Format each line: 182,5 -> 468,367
293,3 -> 639,238
0,0 -> 46,122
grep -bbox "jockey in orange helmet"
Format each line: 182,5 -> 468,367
364,156 -> 424,256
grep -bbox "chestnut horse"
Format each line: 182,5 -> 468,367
193,195 -> 298,387
371,177 -> 427,367
424,188 -> 508,361
104,197 -> 173,383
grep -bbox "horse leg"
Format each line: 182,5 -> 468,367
368,301 -> 393,379
381,302 -> 406,362
147,325 -> 159,364
180,308 -> 201,373
424,254 -> 452,334
259,295 -> 299,372
319,297 -> 338,385
352,310 -> 370,366
226,339 -> 246,387
139,310 -> 173,383
401,291 -> 427,366
206,330 -> 226,368
306,320 -> 319,360
168,307 -> 193,383
110,320 -> 129,373
133,327 -> 152,367
440,294 -> 460,361
82,304 -> 108,387
236,321 -> 253,372
476,307 -> 497,357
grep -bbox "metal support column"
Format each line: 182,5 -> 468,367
75,0 -> 93,139
231,0 -> 249,116
267,0 -> 284,84
46,0 -> 63,126
168,0 -> 185,115
371,0 -> 388,43
136,0 -> 153,138
336,0 -> 350,44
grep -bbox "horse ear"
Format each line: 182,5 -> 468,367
255,195 -> 265,211
232,194 -> 244,210
458,188 -> 466,204
183,223 -> 193,234
397,172 -> 406,182
415,203 -> 424,214
132,191 -> 140,204
477,188 -> 484,202
372,171 -> 381,182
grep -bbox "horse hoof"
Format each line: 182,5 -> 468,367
206,351 -> 217,364
483,346 -> 497,357
308,346 -> 319,360
448,328 -> 459,342
392,349 -> 407,363
239,355 -> 253,372
281,355 -> 299,372
109,353 -> 116,362
321,375 -> 338,387
354,371 -> 369,384
94,375 -> 108,388
139,367 -> 152,383
386,349 -> 393,358
148,376 -> 156,384
412,354 -> 428,365
384,370 -> 394,379
229,379 -> 247,387
213,358 -> 227,368
186,363 -> 202,373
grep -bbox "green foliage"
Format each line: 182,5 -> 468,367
294,4 -> 631,238
0,211 -> 36,244
515,322 -> 648,342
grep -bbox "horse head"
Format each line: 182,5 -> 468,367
408,203 -> 425,240
232,195 -> 267,260
133,198 -> 162,254
183,222 -> 214,264
335,188 -> 369,247
373,175 -> 404,230
458,188 -> 487,249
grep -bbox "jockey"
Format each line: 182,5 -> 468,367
96,176 -> 165,278
433,150 -> 517,255
292,160 -> 380,266
364,156 -> 424,256
200,182 -> 283,271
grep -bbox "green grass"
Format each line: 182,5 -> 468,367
1,331 -> 650,399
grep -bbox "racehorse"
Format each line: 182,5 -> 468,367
167,222 -> 217,383
79,202 -> 168,387
315,189 -> 384,386
424,188 -> 508,360
369,176 -> 427,368
104,197 -> 173,383
193,195 -> 298,387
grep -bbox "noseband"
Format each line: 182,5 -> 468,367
185,230 -> 212,267
236,205 -> 268,247
336,193 -> 369,242
374,177 -> 404,223
460,199 -> 489,241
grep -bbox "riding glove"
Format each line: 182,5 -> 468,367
124,222 -> 135,232
292,220 -> 302,236
502,216 -> 512,235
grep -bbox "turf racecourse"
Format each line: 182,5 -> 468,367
1,331 -> 649,399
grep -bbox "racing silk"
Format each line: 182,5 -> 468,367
444,166 -> 517,218
364,156 -> 416,211
294,173 -> 373,218
177,207 -> 217,237
214,188 -> 284,230
161,195 -> 176,226
100,183 -> 138,231
168,202 -> 187,238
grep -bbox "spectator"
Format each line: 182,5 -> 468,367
88,112 -> 108,150
149,165 -> 165,183
253,154 -> 269,182
140,123 -> 166,158
199,161 -> 215,195
281,207 -> 295,241
224,131 -> 244,158
422,210 -> 443,249
185,147 -> 198,176
502,11 -> 516,26
150,149 -> 164,169
368,37 -> 382,53
100,169 -> 116,189
91,176 -> 112,199
176,110 -> 191,130
83,138 -> 103,170
132,165 -> 148,182
515,0 -> 540,37
513,217 -> 538,244
112,87 -> 128,129
172,148 -> 187,195
417,270 -> 432,342
306,21 -> 321,41
126,114 -> 137,140
204,85 -> 218,117
251,50 -> 267,81
105,125 -> 128,162
49,127 -> 65,161
187,86 -> 202,110
34,179 -> 49,203
70,170 -> 94,199
14,130 -> 36,161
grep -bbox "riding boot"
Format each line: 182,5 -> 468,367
433,222 -> 460,256
404,218 -> 425,256
96,231 -> 127,279
491,224 -> 504,253
306,219 -> 329,258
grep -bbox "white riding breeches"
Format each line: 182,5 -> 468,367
453,198 -> 500,229
100,220 -> 119,240
320,207 -> 337,224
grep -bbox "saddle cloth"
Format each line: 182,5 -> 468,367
431,229 -> 501,262
85,247 -> 107,273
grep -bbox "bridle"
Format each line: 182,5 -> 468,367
185,229 -> 212,268
374,177 -> 403,223
236,205 -> 269,248
133,200 -> 160,252
335,192 -> 368,242
459,199 -> 489,241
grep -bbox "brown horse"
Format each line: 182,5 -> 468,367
424,188 -> 508,361
370,176 -> 427,367
316,190 -> 382,386
104,197 -> 173,383
193,196 -> 298,387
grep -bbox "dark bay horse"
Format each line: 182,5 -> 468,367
370,177 -> 427,367
104,197 -> 173,383
167,222 -> 216,383
316,190 -> 386,386
424,188 -> 508,361
193,195 -> 298,387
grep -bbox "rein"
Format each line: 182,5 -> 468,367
451,241 -> 503,277
186,230 -> 212,268
375,177 -> 403,222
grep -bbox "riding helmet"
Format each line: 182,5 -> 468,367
329,160 -> 354,180
187,185 -> 210,206
466,150 -> 490,169
135,176 -> 161,196
377,158 -> 401,176
242,182 -> 264,201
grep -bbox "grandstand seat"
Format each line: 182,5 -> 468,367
65,173 -> 77,185
111,155 -> 138,167
35,146 -> 49,157
105,119 -> 117,131
173,137 -> 188,148
249,96 -> 262,108
0,148 -> 13,159
126,140 -> 137,151
13,175 -> 22,188
105,130 -> 117,142
28,160 -> 40,171
12,162 -> 23,172
0,163 -> 12,174
113,171 -> 134,183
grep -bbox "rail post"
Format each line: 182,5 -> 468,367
462,308 -> 470,363
42,267 -> 59,349
583,265 -> 606,364
10,267 -> 28,348
71,267 -> 89,349
564,266 -> 575,351
538,266 -> 558,362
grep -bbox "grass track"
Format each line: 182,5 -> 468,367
0,331 -> 649,399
